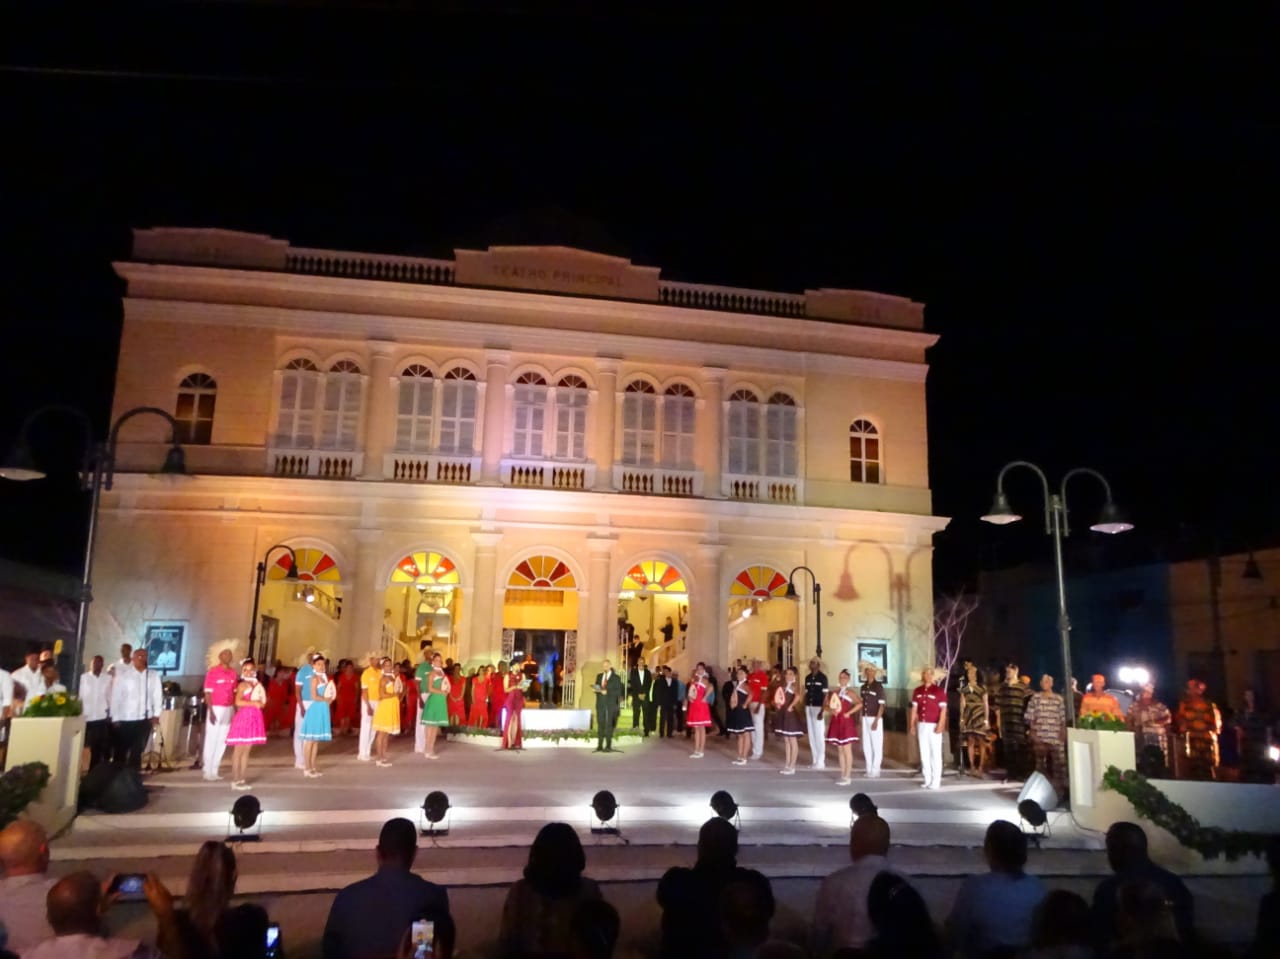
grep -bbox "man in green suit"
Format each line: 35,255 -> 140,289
593,658 -> 625,752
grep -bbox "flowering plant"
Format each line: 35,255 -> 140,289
1075,712 -> 1126,731
21,693 -> 84,718
0,762 -> 51,828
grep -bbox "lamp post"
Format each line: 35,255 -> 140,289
1,405 -> 188,681
247,545 -> 299,661
784,565 -> 822,660
980,461 -> 1133,724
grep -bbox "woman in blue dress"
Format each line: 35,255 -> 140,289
299,653 -> 333,778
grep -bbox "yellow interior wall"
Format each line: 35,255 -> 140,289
502,590 -> 580,631
260,581 -> 341,667
728,596 -> 798,663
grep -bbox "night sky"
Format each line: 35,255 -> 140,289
2,7 -> 1277,590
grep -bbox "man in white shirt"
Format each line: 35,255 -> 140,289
79,655 -> 112,770
106,643 -> 133,678
108,648 -> 163,770
11,647 -> 47,714
0,820 -> 56,953
0,666 -> 14,719
811,814 -> 896,955
21,871 -> 165,959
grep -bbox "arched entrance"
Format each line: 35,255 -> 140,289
263,547 -> 345,668
618,560 -> 689,669
727,564 -> 791,668
501,554 -> 579,706
383,550 -> 462,665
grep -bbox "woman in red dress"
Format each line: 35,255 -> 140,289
264,666 -> 293,736
490,663 -> 509,728
399,660 -> 416,737
334,661 -> 360,737
501,661 -> 525,750
468,666 -> 490,726
825,668 -> 863,786
446,665 -> 467,726
686,662 -> 713,758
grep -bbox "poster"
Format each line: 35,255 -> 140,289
143,621 -> 187,674
856,640 -> 889,682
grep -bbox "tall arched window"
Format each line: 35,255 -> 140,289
274,357 -> 320,448
662,383 -> 697,468
850,418 -> 881,483
726,389 -> 762,474
554,375 -> 588,460
439,367 -> 478,454
620,380 -> 657,465
512,372 -> 548,458
396,364 -> 434,453
320,359 -> 364,450
765,392 -> 798,477
174,372 -> 217,445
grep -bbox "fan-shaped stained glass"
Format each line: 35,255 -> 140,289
267,548 -> 342,583
507,555 -> 577,590
621,560 -> 687,594
389,551 -> 461,585
729,565 -> 789,598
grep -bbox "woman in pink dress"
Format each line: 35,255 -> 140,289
686,662 -> 713,758
825,668 -> 863,786
501,660 -> 525,750
226,658 -> 267,790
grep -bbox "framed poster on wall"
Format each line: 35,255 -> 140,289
856,640 -> 889,682
143,621 -> 187,674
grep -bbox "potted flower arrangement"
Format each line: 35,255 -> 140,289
1075,711 -> 1127,732
8,694 -> 87,834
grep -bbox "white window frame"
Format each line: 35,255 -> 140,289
764,392 -> 798,478
553,375 -> 589,461
849,418 -> 882,484
174,372 -> 217,446
438,366 -> 479,455
511,372 -> 549,459
661,383 -> 697,469
620,380 -> 658,466
395,364 -> 435,454
273,357 -> 321,449
319,359 -> 365,451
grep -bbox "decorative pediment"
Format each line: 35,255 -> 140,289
454,245 -> 660,301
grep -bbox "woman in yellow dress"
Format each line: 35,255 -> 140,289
372,656 -> 404,767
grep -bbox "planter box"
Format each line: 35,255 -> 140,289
5,715 -> 86,835
1067,727 -> 1135,832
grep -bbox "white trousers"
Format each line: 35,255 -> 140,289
805,705 -> 826,768
358,703 -> 374,760
203,705 -> 233,778
414,696 -> 426,753
917,722 -> 943,788
293,701 -> 306,767
750,705 -> 766,758
861,716 -> 884,776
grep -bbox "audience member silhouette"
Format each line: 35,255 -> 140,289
499,822 -> 603,959
1091,822 -> 1194,948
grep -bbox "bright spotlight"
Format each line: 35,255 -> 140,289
421,790 -> 451,837
590,790 -> 620,836
1117,665 -> 1150,688
227,795 -> 263,843
1269,745 -> 1279,763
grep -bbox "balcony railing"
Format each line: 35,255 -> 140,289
612,464 -> 702,497
501,458 -> 595,491
384,452 -> 481,484
286,247 -> 456,286
658,279 -> 806,317
723,473 -> 803,504
269,450 -> 364,479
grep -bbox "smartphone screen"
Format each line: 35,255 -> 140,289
411,919 -> 434,959
265,922 -> 280,958
111,874 -> 147,902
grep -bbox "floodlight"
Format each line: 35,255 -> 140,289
590,790 -> 620,836
227,795 -> 263,843
421,790 -> 451,836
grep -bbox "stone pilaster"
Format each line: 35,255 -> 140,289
700,366 -> 727,498
594,358 -> 619,492
480,349 -> 511,484
361,340 -> 396,480
694,542 -> 726,669
467,530 -> 503,662
346,528 -> 385,660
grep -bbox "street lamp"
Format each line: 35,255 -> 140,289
784,565 -> 822,659
981,461 -> 1133,723
247,545 -> 299,660
0,405 -> 188,680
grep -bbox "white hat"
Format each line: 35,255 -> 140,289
206,638 -> 242,669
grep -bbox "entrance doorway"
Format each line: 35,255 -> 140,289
512,629 -> 565,705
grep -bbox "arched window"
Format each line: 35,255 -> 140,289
621,380 -> 657,465
765,392 -> 798,477
274,357 -> 320,448
396,364 -> 435,453
554,375 -> 588,460
320,360 -> 364,450
662,383 -> 696,468
726,389 -> 761,474
439,367 -> 478,454
174,372 -> 216,445
512,372 -> 548,458
850,418 -> 881,483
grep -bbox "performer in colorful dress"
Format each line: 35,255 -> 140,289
468,666 -> 491,727
685,662 -> 713,758
370,656 -> 403,767
1024,673 -> 1068,797
726,666 -> 754,765
420,652 -> 450,759
1127,682 -> 1173,773
771,666 -> 806,774
1175,678 -> 1222,780
502,659 -> 525,750
994,664 -> 1032,779
299,654 -> 333,778
446,664 -> 467,726
957,661 -> 992,777
226,658 -> 267,790
334,661 -> 360,737
825,669 -> 862,786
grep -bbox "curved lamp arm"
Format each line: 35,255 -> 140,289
1059,466 -> 1116,537
993,460 -> 1053,534
103,406 -> 183,490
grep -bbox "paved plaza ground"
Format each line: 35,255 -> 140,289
50,729 -> 1270,957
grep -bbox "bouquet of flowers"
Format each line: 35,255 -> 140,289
22,692 -> 83,718
1076,711 -> 1127,732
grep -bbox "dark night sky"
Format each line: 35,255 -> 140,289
1,6 -> 1277,588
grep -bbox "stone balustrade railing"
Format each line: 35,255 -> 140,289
658,280 -> 806,317
612,464 -> 702,498
384,452 -> 481,484
269,450 -> 364,479
722,473 -> 803,504
287,248 -> 456,286
501,458 -> 596,491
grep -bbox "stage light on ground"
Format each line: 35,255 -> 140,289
227,795 -> 262,843
710,790 -> 739,826
590,790 -> 620,836
421,790 -> 451,837
1016,772 -> 1057,846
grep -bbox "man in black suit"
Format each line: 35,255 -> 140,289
593,659 -> 625,752
628,656 -> 656,736
653,666 -> 676,737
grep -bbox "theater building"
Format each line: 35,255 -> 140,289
90,227 -> 946,706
